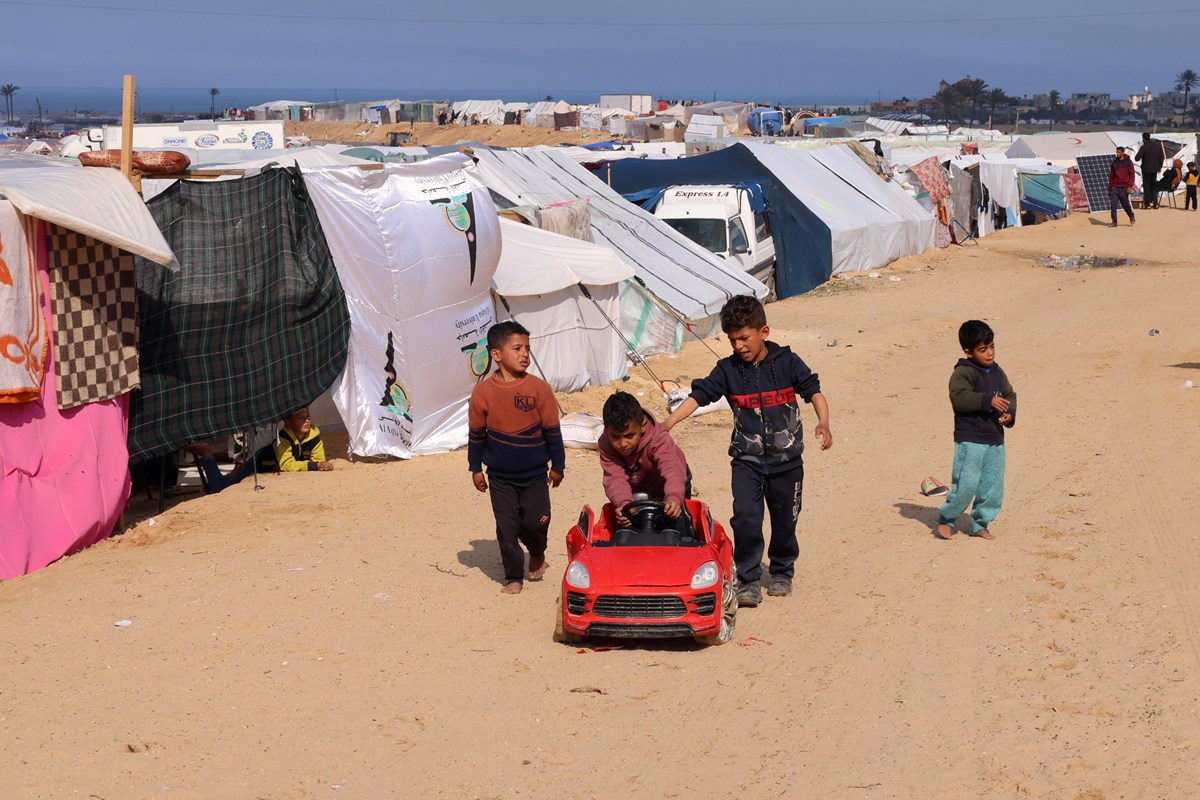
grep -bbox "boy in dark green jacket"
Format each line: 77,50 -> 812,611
935,320 -> 1017,541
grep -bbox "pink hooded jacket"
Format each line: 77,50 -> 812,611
599,408 -> 689,509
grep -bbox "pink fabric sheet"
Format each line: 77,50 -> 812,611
0,229 -> 131,580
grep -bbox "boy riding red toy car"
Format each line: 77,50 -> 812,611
554,497 -> 737,646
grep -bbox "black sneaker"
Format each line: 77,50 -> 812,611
737,581 -> 762,607
767,575 -> 793,597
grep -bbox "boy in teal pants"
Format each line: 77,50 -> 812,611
936,320 -> 1017,540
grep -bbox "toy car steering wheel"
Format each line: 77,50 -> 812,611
622,499 -> 665,533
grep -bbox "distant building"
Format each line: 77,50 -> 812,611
1066,92 -> 1112,111
1128,87 -> 1152,110
1157,89 -> 1198,108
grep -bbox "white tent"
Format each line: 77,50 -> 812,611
302,154 -> 502,458
451,99 -> 504,125
685,114 -> 727,141
493,218 -> 634,392
525,100 -> 573,127
1005,132 -> 1120,165
743,143 -> 935,275
471,146 -> 766,321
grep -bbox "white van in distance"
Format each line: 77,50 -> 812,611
652,185 -> 776,296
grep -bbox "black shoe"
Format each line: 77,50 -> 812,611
767,575 -> 793,597
737,581 -> 762,607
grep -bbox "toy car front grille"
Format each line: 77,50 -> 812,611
566,592 -> 588,615
592,595 -> 687,619
690,592 -> 717,616
585,622 -> 696,638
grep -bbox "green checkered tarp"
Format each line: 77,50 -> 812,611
129,168 -> 350,462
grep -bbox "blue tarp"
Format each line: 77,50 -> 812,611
579,140 -> 621,151
1020,173 -> 1066,213
748,108 -> 784,136
608,144 -> 831,298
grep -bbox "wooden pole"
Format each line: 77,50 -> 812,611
120,74 -> 135,183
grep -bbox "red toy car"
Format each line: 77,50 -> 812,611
554,498 -> 737,646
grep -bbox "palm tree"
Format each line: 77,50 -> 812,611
1175,69 -> 1198,118
934,85 -> 963,125
1047,90 -> 1062,131
1,83 -> 18,124
209,87 -> 220,121
967,78 -> 988,125
985,87 -> 1008,125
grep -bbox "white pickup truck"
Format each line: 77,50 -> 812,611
652,185 -> 776,297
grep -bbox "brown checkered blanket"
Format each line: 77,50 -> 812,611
46,224 -> 139,409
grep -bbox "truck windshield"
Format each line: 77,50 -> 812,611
663,218 -> 727,254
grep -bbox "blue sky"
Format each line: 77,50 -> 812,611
1,0 -> 1194,109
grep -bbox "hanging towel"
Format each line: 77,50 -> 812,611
46,223 -> 140,410
0,201 -> 46,403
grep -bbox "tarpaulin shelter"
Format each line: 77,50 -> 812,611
302,154 -> 502,459
608,142 -> 935,297
685,114 -> 727,141
493,218 -> 634,392
0,155 -> 177,578
471,145 -> 765,328
129,169 -> 352,462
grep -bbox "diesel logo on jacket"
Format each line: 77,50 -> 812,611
729,388 -> 796,409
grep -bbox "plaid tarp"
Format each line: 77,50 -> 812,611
129,168 -> 350,462
46,223 -> 140,410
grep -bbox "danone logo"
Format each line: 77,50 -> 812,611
251,131 -> 274,149
162,136 -> 188,146
194,134 -> 219,148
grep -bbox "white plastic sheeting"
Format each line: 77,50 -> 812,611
451,99 -> 505,125
472,146 -> 766,321
744,143 -> 935,275
494,218 -> 633,392
685,114 -> 727,141
302,154 -> 502,459
0,154 -> 176,267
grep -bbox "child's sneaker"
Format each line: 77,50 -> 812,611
737,581 -> 762,607
767,575 -> 792,597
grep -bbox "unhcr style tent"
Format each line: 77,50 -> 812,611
493,218 -> 634,392
608,142 -> 935,297
302,154 -> 502,459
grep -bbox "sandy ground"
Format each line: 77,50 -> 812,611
3,208 -> 1200,799
285,120 -> 620,148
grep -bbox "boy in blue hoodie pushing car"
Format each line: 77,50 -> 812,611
665,296 -> 832,607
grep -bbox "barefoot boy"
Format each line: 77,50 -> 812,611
665,296 -> 831,607
599,391 -> 690,530
935,320 -> 1017,541
468,321 -> 565,594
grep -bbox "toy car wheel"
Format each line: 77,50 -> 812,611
553,597 -> 582,644
696,576 -> 737,646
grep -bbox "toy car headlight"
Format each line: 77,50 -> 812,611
566,561 -> 591,589
690,561 -> 719,589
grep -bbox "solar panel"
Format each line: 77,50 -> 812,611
1076,154 -> 1114,212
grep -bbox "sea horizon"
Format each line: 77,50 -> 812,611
4,86 -> 884,118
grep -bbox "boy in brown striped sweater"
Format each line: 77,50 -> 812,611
468,321 -> 565,594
